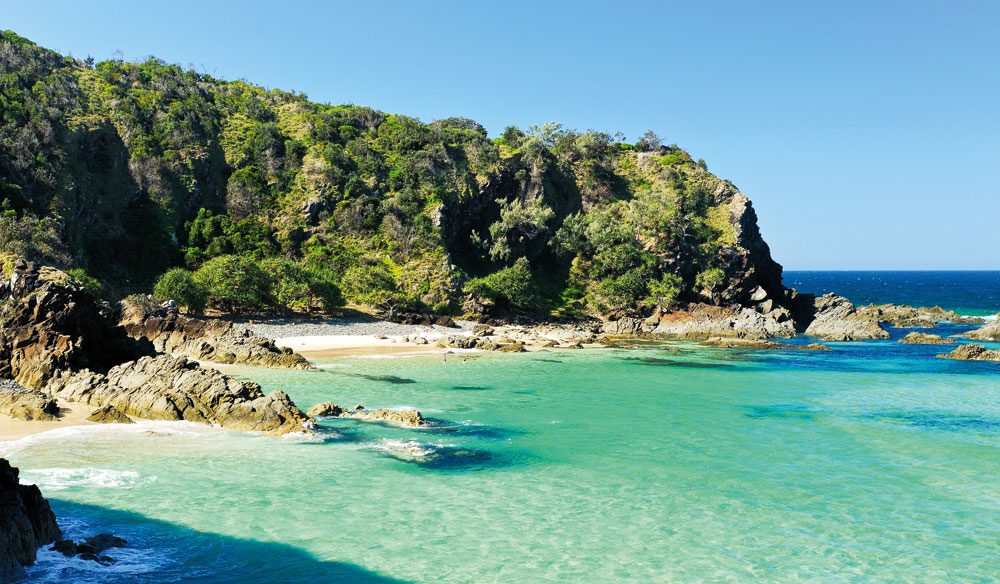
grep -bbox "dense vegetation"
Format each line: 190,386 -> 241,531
0,31 -> 775,317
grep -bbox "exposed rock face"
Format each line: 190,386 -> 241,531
803,294 -> 889,341
715,193 -> 787,306
605,303 -> 796,340
307,402 -> 426,428
899,332 -> 955,345
0,259 -> 146,388
306,402 -> 344,417
857,304 -> 983,328
701,337 -> 830,351
47,355 -> 313,435
964,317 -> 1000,341
0,380 -> 59,421
938,344 -> 1000,362
120,302 -> 312,370
1,458 -> 61,581
86,405 -> 134,424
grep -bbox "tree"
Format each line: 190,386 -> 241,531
695,267 -> 727,303
646,273 -> 683,309
153,268 -> 206,313
464,257 -> 539,311
193,255 -> 268,312
636,130 -> 662,152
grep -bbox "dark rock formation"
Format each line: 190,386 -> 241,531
47,355 -> 313,435
0,259 -> 147,388
899,332 -> 955,345
0,380 -> 59,421
120,301 -> 312,370
964,318 -> 1000,342
86,405 -> 134,424
50,533 -> 126,565
857,304 -> 983,328
715,193 -> 786,306
803,294 -> 889,341
938,344 -> 1000,362
0,458 -> 61,581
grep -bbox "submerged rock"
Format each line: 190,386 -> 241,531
701,337 -> 830,351
50,533 -> 126,565
47,355 -> 313,435
86,405 -> 134,424
1,458 -> 61,581
899,332 -> 955,345
307,402 -> 426,428
120,302 -> 312,370
938,344 -> 1000,362
804,294 -> 889,341
0,380 -> 60,421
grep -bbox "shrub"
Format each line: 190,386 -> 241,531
260,257 -> 344,313
695,267 -> 727,302
193,255 -> 268,312
341,262 -> 400,308
645,273 -> 683,308
153,268 -> 206,312
66,268 -> 104,299
464,257 -> 539,310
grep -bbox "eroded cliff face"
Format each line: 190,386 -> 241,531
0,458 -> 61,581
717,193 -> 785,306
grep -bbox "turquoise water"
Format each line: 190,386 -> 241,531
4,320 -> 1000,582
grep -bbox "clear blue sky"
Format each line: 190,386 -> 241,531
3,1 -> 997,269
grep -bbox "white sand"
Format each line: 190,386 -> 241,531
0,400 -> 94,441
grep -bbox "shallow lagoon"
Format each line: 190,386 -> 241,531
5,329 -> 1000,583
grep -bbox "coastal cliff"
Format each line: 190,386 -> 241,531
0,459 -> 60,581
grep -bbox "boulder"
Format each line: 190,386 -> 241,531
964,317 -> 1000,342
857,304 -> 983,328
0,380 -> 59,421
938,344 -> 1000,362
350,408 -> 425,428
86,405 -> 134,424
47,355 -> 313,435
1,458 -> 61,581
804,294 -> 889,341
899,332 -> 955,345
306,402 -> 344,417
120,302 -> 312,370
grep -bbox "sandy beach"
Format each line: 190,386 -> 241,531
0,400 -> 94,441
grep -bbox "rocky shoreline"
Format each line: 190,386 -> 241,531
0,459 -> 60,581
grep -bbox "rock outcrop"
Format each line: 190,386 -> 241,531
86,405 -> 134,424
938,344 -> 1000,362
51,533 -> 127,564
47,355 -> 313,435
803,294 -> 889,341
701,337 -> 830,351
306,402 -> 425,428
120,302 -> 312,370
899,332 -> 955,345
0,380 -> 59,421
1,458 -> 61,581
0,259 -> 146,388
964,317 -> 1000,342
857,304 -> 983,328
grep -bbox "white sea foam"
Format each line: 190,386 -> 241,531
20,467 -> 151,491
368,439 -> 455,460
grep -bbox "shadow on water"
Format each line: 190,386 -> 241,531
530,358 -> 564,364
619,356 -> 734,369
745,404 -> 819,421
28,501 -> 411,584
327,372 -> 418,385
449,385 -> 491,391
369,442 -> 518,473
422,419 -> 522,440
864,412 -> 1000,432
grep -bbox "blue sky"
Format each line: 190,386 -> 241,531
3,1 -> 997,269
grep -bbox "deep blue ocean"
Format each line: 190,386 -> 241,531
785,271 -> 1000,316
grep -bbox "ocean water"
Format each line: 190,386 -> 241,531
3,277 -> 1000,583
785,270 -> 1000,317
